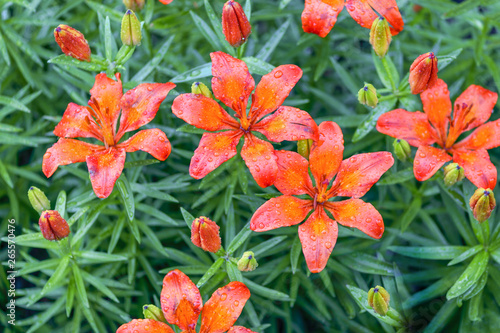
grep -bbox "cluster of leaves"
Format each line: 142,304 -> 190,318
1,0 -> 500,332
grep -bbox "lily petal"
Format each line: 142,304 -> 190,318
42,138 -> 102,178
346,0 -> 404,35
309,121 -> 344,186
249,65 -> 302,121
298,207 -> 338,273
172,93 -> 239,131
89,73 -> 123,131
421,79 -> 451,141
376,109 -> 437,147
210,51 -> 255,117
274,150 -> 314,196
118,128 -> 171,161
454,119 -> 500,150
413,145 -> 451,182
301,0 -> 344,38
250,196 -> 312,232
86,148 -> 126,199
453,84 -> 498,132
53,103 -> 103,141
174,299 -> 199,332
228,326 -> 257,333
325,199 -> 384,239
330,152 -> 394,198
117,319 -> 174,333
117,82 -> 176,140
453,149 -> 497,189
199,282 -> 250,333
160,270 -> 202,330
190,131 -> 242,179
254,106 -> 318,143
241,135 -> 278,188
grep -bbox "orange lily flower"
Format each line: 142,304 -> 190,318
43,73 -> 175,199
302,0 -> 404,38
250,121 -> 394,273
172,51 -> 318,187
377,79 -> 499,189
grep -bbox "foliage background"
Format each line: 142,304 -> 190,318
1,0 -> 500,332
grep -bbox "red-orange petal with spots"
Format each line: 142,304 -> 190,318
421,78 -> 451,140
228,326 -> 257,333
413,145 -> 451,182
453,85 -> 498,132
190,131 -> 242,179
199,281 -> 250,333
210,51 -> 255,116
346,0 -> 403,35
274,150 -> 314,196
53,103 -> 103,141
301,0 -> 345,38
249,65 -> 302,121
117,128 -> 171,161
241,135 -> 278,188
116,319 -> 175,333
174,298 -> 200,332
159,0 -> 174,4
453,149 -> 497,189
309,121 -> 344,185
325,199 -> 384,239
160,270 -> 202,329
298,207 -> 338,273
42,138 -> 102,178
454,119 -> 500,150
171,93 -> 239,131
376,109 -> 437,147
86,148 -> 126,199
89,73 -> 122,131
254,106 -> 318,143
250,195 -> 312,232
331,152 -> 394,199
117,82 -> 176,139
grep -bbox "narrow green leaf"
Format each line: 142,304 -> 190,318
116,177 -> 135,222
256,19 -> 290,62
401,196 -> 422,232
389,246 -> 468,260
227,222 -> 252,254
243,278 -> 291,301
352,98 -> 397,142
226,261 -> 244,282
72,264 -> 89,308
447,251 -> 489,299
197,258 -> 225,288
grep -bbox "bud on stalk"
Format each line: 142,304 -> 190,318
39,210 -> 70,241
369,17 -> 392,58
121,10 -> 142,46
470,188 -> 496,223
393,139 -> 411,161
28,186 -> 51,214
191,217 -> 221,253
143,304 -> 166,323
368,286 -> 391,316
222,0 -> 251,47
191,82 -> 214,99
237,251 -> 258,272
54,25 -> 91,62
358,83 -> 378,108
409,52 -> 438,94
443,163 -> 464,187
123,0 -> 145,11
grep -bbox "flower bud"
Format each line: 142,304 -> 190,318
191,217 -> 221,253
54,25 -> 91,62
123,0 -> 145,11
443,163 -> 465,187
237,251 -> 258,272
358,83 -> 378,108
28,186 -> 51,214
121,10 -> 142,46
393,139 -> 411,161
409,52 -> 438,94
369,17 -> 392,58
143,304 -> 166,323
222,0 -> 251,47
413,5 -> 423,12
368,286 -> 390,316
297,139 -> 313,159
191,82 -> 214,99
39,210 -> 70,241
470,188 -> 496,223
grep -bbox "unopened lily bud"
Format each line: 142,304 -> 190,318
393,139 -> 411,161
222,0 -> 251,47
237,251 -> 258,272
368,286 -> 390,316
54,24 -> 91,62
470,188 -> 496,223
39,210 -> 70,241
409,52 -> 438,94
191,82 -> 213,99
143,304 -> 166,323
443,163 -> 465,187
358,83 -> 378,108
28,186 -> 50,214
191,217 -> 221,253
369,17 -> 391,58
121,10 -> 142,46
298,139 -> 313,159
123,0 -> 145,11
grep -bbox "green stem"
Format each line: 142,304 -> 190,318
387,309 -> 405,327
381,56 -> 397,91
